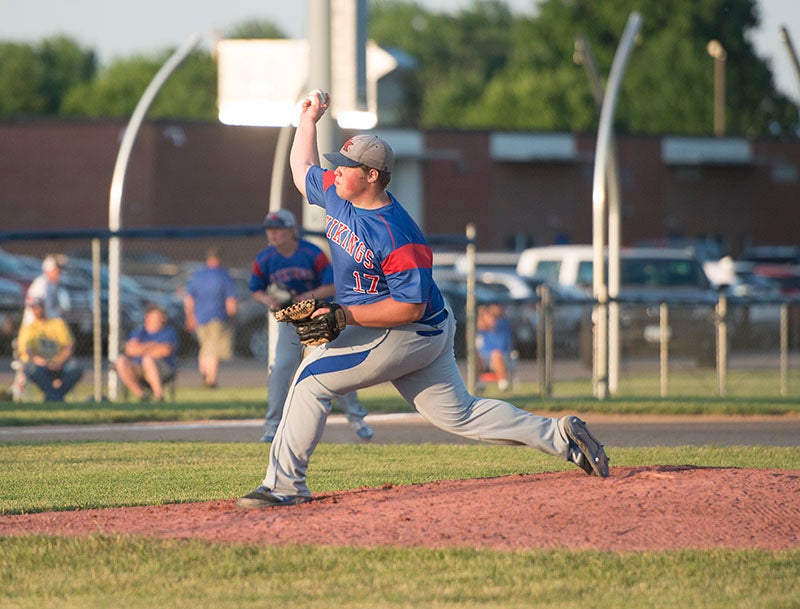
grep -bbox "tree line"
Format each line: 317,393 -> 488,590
1,0 -> 797,136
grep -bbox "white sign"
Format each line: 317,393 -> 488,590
217,38 -> 397,128
217,39 -> 308,127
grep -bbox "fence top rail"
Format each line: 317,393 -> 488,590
0,225 -> 473,246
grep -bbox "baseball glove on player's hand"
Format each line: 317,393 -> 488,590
274,299 -> 346,346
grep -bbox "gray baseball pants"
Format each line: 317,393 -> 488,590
262,307 -> 572,497
265,322 -> 366,437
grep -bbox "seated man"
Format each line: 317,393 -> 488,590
116,304 -> 178,401
476,303 -> 514,392
16,295 -> 83,401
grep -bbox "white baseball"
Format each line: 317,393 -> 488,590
308,89 -> 326,105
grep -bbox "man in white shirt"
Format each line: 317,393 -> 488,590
23,255 -> 70,325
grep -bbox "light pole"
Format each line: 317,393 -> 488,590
779,26 -> 800,123
107,33 -> 200,400
707,39 -> 727,137
575,33 -> 624,396
590,12 -> 641,400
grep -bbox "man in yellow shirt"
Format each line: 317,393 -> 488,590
17,296 -> 83,401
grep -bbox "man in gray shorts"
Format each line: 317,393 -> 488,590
184,247 -> 238,388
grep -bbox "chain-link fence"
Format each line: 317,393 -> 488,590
531,289 -> 800,399
2,227 -> 800,402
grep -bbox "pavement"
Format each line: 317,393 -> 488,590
2,412 -> 799,446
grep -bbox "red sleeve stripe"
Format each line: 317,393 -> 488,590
323,169 -> 336,191
382,243 -> 433,275
314,252 -> 330,275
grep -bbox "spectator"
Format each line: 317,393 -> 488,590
22,255 -> 70,325
16,295 -> 82,401
115,304 -> 178,401
184,247 -> 237,388
476,303 -> 514,392
250,208 -> 373,442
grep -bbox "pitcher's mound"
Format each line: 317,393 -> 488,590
2,466 -> 799,551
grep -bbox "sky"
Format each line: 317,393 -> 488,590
1,0 -> 799,103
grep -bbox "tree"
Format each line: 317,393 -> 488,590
56,17 -> 289,120
224,19 -> 287,39
0,36 -> 96,119
370,0 -> 519,127
530,0 -> 797,135
368,0 -> 799,135
61,49 -> 217,120
0,42 -> 45,118
37,36 -> 97,114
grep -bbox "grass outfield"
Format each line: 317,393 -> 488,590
3,378 -> 800,426
2,538 -> 797,609
1,443 -> 799,608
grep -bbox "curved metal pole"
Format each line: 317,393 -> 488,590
266,123 -> 295,372
107,33 -> 200,399
780,25 -> 800,121
591,12 -> 641,399
576,34 -> 624,395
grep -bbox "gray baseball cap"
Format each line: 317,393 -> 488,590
262,209 -> 297,229
324,134 -> 394,173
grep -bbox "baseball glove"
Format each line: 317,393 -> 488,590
274,298 -> 346,346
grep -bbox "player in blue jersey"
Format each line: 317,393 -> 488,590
238,90 -> 609,508
249,208 -> 372,443
184,247 -> 237,389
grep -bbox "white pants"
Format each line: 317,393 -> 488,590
265,322 -> 366,436
263,307 -> 571,497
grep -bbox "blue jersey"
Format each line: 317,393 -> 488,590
128,325 -> 178,368
186,266 -> 236,325
477,317 -> 513,359
250,239 -> 334,298
305,166 -> 445,323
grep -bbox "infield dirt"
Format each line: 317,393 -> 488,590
2,466 -> 798,551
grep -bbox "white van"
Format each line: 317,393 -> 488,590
516,245 -> 594,291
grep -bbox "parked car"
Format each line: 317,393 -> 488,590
0,277 -> 24,355
434,270 -> 536,358
739,245 -> 800,267
65,248 -> 183,295
448,267 -> 590,357
0,247 -> 38,291
516,244 -> 595,292
556,248 -> 722,366
58,257 -> 149,355
450,251 -> 522,275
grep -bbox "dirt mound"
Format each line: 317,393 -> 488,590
2,466 -> 799,551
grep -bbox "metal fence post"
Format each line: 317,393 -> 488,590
660,302 -> 669,397
91,239 -> 103,402
780,303 -> 789,396
716,293 -> 728,397
465,223 -> 477,395
543,284 -> 553,398
536,285 -> 544,397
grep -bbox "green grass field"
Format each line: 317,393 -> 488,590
3,377 -> 800,427
2,373 -> 800,609
1,442 -> 799,608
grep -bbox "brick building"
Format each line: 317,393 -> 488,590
2,120 -> 798,264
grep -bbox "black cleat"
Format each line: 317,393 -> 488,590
564,416 -> 610,477
237,486 -> 311,509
